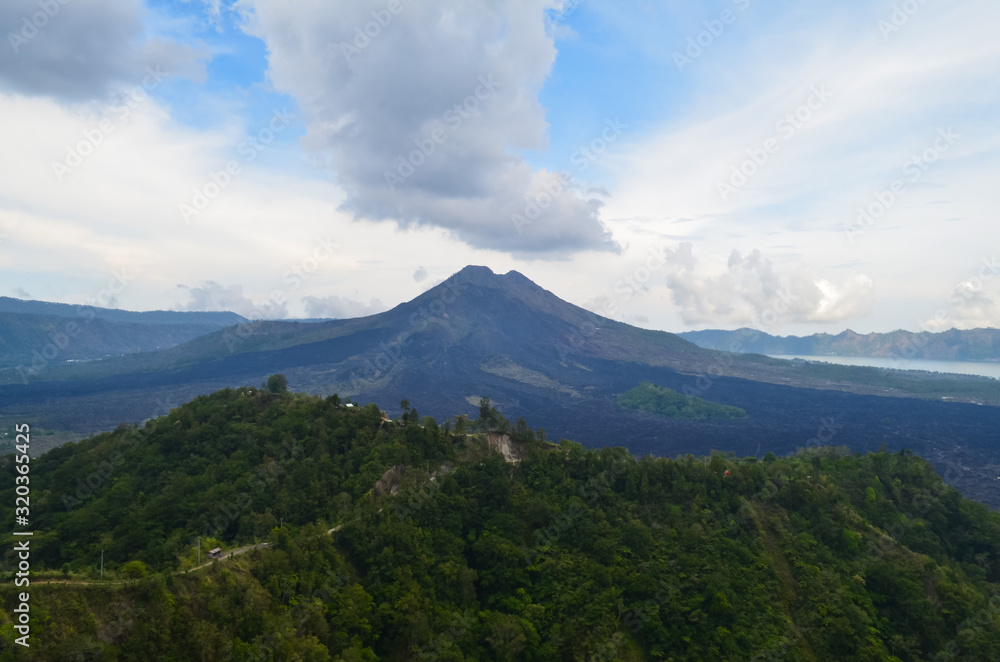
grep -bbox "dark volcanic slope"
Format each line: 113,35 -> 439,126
3,265 -> 999,508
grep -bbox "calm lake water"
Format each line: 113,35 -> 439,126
767,355 -> 1000,380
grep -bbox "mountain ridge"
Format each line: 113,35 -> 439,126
0,295 -> 248,327
680,327 -> 1000,362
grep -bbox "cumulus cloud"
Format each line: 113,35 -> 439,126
302,295 -> 386,320
412,266 -> 428,282
941,275 -> 1000,330
664,243 -> 876,328
0,0 -> 207,101
237,0 -> 617,255
177,282 -> 287,319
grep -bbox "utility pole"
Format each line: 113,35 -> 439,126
100,550 -> 104,580
197,537 -> 201,565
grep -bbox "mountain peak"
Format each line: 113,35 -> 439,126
449,265 -> 539,292
419,265 -> 594,327
452,265 -> 498,286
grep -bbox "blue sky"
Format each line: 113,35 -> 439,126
0,0 -> 997,334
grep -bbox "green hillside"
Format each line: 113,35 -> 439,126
1,382 -> 999,660
617,382 -> 747,419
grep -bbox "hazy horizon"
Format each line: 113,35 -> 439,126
4,263 -> 1000,338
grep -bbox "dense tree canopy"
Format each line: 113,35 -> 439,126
617,382 -> 747,420
1,386 -> 999,660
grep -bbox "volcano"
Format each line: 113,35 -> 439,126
4,265 -> 1000,508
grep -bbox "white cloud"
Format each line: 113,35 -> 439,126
0,90 -> 497,316
177,281 -> 287,319
0,0 -> 996,339
940,275 -> 1000,331
303,295 -> 386,320
599,0 -> 1000,332
236,0 -> 617,255
664,244 -> 875,328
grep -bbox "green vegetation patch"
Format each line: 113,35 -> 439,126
5,382 -> 1000,660
617,381 -> 746,419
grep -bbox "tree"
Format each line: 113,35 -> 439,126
479,396 -> 494,423
266,374 -> 289,394
477,396 -> 507,431
487,614 -> 527,661
122,560 -> 148,579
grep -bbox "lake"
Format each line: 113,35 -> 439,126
767,355 -> 1000,379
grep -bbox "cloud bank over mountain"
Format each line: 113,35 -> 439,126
238,0 -> 617,255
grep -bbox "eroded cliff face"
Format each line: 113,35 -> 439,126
486,432 -> 520,463
374,464 -> 406,497
373,433 -> 518,499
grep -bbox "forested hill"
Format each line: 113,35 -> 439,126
2,382 -> 1000,660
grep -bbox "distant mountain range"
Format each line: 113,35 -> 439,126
679,327 -> 1000,362
0,298 -> 248,370
0,296 -> 248,326
3,266 -> 1000,508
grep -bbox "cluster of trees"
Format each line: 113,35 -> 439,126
2,380 -> 999,659
617,382 -> 747,420
0,382 -> 455,575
